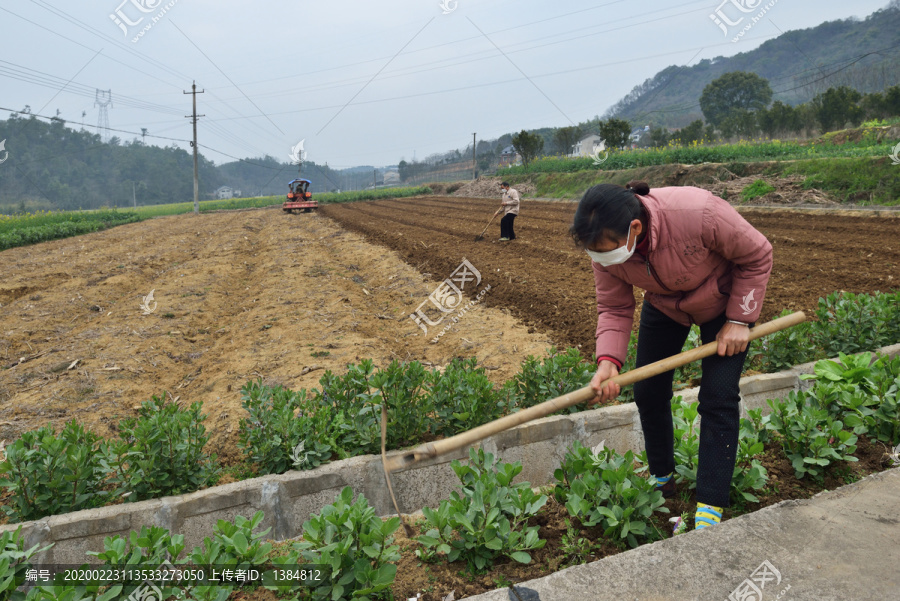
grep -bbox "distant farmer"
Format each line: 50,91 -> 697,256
570,180 -> 773,532
496,181 -> 520,241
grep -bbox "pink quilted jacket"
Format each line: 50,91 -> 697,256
593,186 -> 773,365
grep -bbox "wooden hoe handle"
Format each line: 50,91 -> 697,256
479,212 -> 499,237
384,310 -> 806,472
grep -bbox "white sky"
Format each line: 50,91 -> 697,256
0,0 -> 891,168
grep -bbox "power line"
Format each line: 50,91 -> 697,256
169,20 -> 285,137
28,0 -> 193,86
202,1 -> 714,106
0,4 -> 180,91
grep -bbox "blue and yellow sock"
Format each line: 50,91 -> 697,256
694,502 -> 723,529
655,472 -> 673,489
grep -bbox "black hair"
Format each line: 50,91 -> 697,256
569,180 -> 650,247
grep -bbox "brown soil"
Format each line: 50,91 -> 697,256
0,210 -> 554,466
321,196 -> 900,357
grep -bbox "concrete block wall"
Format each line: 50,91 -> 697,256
3,343 -> 898,566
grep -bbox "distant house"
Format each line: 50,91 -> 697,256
630,125 -> 651,147
499,145 -> 521,167
215,186 -> 234,199
572,134 -> 604,157
383,170 -> 401,185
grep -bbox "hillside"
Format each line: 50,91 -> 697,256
607,1 -> 900,128
0,115 -> 385,212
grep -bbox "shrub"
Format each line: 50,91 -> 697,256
869,355 -> 900,446
238,380 -> 333,475
294,487 -> 400,601
417,449 -> 547,573
618,331 -> 639,402
103,394 -> 218,502
0,421 -> 107,522
673,326 -> 703,389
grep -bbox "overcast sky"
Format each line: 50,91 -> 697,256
0,0 -> 891,168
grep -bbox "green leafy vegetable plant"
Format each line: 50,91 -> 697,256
238,380 -> 333,475
730,418 -> 769,506
294,487 -> 400,601
0,421 -> 108,522
0,526 -> 54,601
417,449 -> 547,573
511,348 -> 594,413
103,394 -> 218,502
559,443 -> 668,549
766,392 -> 858,482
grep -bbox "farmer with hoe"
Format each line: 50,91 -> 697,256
496,181 -> 520,241
570,180 -> 773,531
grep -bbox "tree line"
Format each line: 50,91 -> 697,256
0,113 -> 388,212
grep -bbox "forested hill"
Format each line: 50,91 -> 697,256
0,114 -> 365,211
607,1 -> 900,128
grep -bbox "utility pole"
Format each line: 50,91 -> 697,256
373,169 -> 377,190
184,81 -> 205,214
472,132 -> 477,180
132,182 -> 136,208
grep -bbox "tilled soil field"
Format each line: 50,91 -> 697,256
0,210 -> 554,465
321,196 -> 900,354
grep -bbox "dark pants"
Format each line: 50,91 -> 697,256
633,301 -> 750,508
500,213 -> 517,239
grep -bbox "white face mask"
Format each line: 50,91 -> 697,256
586,229 -> 636,267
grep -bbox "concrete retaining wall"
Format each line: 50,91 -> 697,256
4,343 -> 898,565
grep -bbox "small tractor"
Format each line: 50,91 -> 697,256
283,178 -> 317,213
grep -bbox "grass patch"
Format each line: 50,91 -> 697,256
501,138 -> 894,176
495,156 -> 897,206
780,157 -> 900,205
741,179 -> 776,202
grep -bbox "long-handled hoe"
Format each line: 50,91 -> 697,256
474,211 -> 500,241
384,311 -> 807,480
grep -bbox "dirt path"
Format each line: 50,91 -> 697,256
0,210 -> 553,464
321,196 -> 900,353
